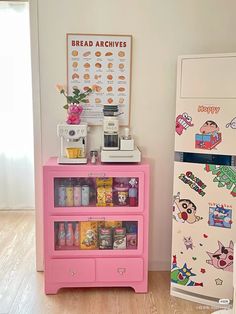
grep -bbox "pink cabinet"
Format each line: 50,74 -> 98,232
43,158 -> 149,294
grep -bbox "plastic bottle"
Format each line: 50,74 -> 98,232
66,222 -> 74,246
66,179 -> 74,207
57,222 -> 66,247
74,222 -> 80,247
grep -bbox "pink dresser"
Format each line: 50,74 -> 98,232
43,157 -> 149,294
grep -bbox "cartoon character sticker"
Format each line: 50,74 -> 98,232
226,117 -> 236,129
195,120 -> 222,150
183,236 -> 194,250
171,255 -> 203,287
206,241 -> 234,272
208,205 -> 233,229
176,112 -> 194,135
205,164 -> 236,197
173,193 -> 203,224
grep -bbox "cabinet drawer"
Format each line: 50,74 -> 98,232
96,258 -> 143,282
48,259 -> 95,283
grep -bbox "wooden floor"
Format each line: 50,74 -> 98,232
0,211 -> 212,314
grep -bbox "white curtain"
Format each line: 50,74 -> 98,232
0,2 -> 35,209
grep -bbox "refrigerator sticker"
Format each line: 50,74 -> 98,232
198,105 -> 220,114
215,278 -> 223,286
173,193 -> 203,224
205,165 -> 236,197
175,112 -> 194,135
226,116 -> 236,129
183,236 -> 194,250
171,255 -> 203,287
195,120 -> 222,150
208,204 -> 233,229
178,171 -> 207,196
206,240 -> 234,272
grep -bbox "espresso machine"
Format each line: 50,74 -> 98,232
57,123 -> 88,164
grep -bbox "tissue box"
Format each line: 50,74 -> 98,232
120,138 -> 134,151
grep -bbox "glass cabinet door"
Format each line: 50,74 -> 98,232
54,176 -> 140,208
53,219 -> 140,252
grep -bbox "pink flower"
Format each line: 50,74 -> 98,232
56,84 -> 67,94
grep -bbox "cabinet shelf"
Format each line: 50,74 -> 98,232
43,158 -> 149,294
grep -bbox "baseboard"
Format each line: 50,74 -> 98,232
149,260 -> 170,271
0,208 -> 35,211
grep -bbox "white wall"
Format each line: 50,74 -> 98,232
34,0 -> 236,270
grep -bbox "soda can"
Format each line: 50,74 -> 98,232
66,186 -> 74,207
81,185 -> 90,206
74,185 -> 82,206
58,185 -> 66,207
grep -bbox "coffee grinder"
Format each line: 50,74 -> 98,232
102,104 -> 119,150
57,123 -> 88,164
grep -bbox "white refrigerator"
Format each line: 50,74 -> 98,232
171,53 -> 236,307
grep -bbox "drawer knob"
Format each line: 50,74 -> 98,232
69,269 -> 77,276
117,268 -> 126,275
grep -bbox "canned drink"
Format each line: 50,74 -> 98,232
58,185 -> 66,207
74,185 -> 82,206
81,185 -> 90,206
66,186 -> 74,207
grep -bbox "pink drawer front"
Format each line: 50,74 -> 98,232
96,258 -> 143,282
48,259 -> 95,283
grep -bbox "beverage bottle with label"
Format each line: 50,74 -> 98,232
74,222 -> 80,247
66,222 -> 74,246
74,180 -> 82,206
66,179 -> 74,207
57,222 -> 66,247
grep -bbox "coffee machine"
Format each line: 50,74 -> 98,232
57,123 -> 88,164
101,104 -> 141,163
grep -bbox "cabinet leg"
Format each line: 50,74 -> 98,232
132,283 -> 148,293
45,285 -> 59,295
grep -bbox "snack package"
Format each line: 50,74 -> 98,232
98,227 -> 113,249
96,178 -> 113,206
126,234 -> 137,249
122,221 -> 138,234
80,221 -> 98,250
113,227 -> 126,250
105,221 -> 122,229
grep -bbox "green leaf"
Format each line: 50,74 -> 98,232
80,99 -> 87,103
67,96 -> 74,103
63,104 -> 69,109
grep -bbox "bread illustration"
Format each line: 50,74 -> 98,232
83,74 -> 90,80
95,98 -> 101,104
95,51 -> 101,57
119,64 -> 124,70
107,86 -> 113,92
108,63 -> 113,69
72,61 -> 78,68
107,98 -> 113,104
95,63 -> 102,68
119,97 -> 125,104
94,85 -> 102,92
84,63 -> 90,68
118,87 -> 125,92
118,75 -> 125,80
118,51 -> 125,57
94,74 -> 101,80
105,52 -> 113,56
107,74 -> 113,80
72,73 -> 80,80
72,50 -> 78,57
83,51 -> 91,57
